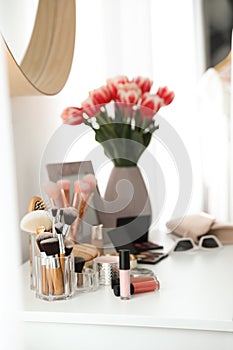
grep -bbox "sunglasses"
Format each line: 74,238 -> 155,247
171,235 -> 222,253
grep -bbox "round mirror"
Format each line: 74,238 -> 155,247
0,0 -> 76,96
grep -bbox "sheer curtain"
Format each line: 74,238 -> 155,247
62,0 -> 204,228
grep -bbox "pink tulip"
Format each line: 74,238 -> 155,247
81,97 -> 101,117
133,76 -> 153,94
140,93 -> 161,119
156,86 -> 175,106
106,75 -> 129,99
90,85 -> 112,105
61,107 -> 84,125
116,82 -> 142,104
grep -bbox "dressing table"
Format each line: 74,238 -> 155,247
22,230 -> 233,350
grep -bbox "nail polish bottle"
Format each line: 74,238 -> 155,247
119,249 -> 131,300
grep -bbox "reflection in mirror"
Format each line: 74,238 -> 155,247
0,0 -> 39,64
0,0 -> 76,96
46,161 -> 102,244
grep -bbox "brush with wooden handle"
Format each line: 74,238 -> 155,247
57,180 -> 70,207
72,180 -> 81,209
20,210 -> 52,233
44,181 -> 63,208
36,232 -> 54,295
62,207 -> 78,239
40,238 -> 64,295
70,192 -> 94,242
64,239 -> 74,256
20,210 -> 53,290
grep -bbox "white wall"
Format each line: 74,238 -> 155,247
0,36 -> 23,350
10,0 -> 206,262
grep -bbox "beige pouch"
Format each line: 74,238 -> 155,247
208,222 -> 233,245
166,212 -> 216,243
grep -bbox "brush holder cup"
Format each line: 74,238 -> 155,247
35,255 -> 74,301
75,267 -> 99,293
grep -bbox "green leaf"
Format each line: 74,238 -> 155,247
135,109 -> 141,128
114,103 -> 124,123
140,117 -> 147,132
143,132 -> 152,148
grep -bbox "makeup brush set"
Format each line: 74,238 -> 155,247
20,173 -> 101,300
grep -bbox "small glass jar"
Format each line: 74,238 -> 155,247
75,267 -> 99,293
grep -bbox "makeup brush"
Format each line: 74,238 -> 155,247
62,207 -> 78,238
20,210 -> 52,234
58,208 -> 64,223
82,174 -> 97,192
36,226 -> 46,235
74,256 -> 86,288
64,241 -> 74,256
44,181 -> 63,208
40,237 -> 64,295
79,192 -> 94,219
57,180 -> 70,207
72,180 -> 81,209
74,256 -> 85,273
54,222 -> 66,276
28,196 -> 47,212
50,207 -> 58,235
36,232 -> 54,295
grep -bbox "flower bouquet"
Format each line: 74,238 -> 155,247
61,76 -> 174,167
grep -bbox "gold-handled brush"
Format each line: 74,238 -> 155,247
36,232 -> 54,295
40,237 -> 64,295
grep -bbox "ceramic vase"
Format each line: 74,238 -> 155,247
102,166 -> 152,229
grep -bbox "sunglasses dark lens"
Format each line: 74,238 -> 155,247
201,238 -> 219,248
174,240 -> 194,251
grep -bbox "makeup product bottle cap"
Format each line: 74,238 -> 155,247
119,249 -> 130,270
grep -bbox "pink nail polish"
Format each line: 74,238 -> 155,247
119,249 -> 130,300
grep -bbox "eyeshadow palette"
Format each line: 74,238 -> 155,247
108,216 -> 164,255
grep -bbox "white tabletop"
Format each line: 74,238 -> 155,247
22,230 -> 233,332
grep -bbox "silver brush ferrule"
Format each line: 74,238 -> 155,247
41,252 -> 47,266
63,224 -> 70,238
49,255 -> 60,269
57,234 -> 65,254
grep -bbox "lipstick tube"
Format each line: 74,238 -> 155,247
119,249 -> 131,300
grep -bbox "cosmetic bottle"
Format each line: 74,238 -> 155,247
119,249 -> 131,300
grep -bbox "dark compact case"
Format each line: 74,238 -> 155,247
108,215 -> 163,255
